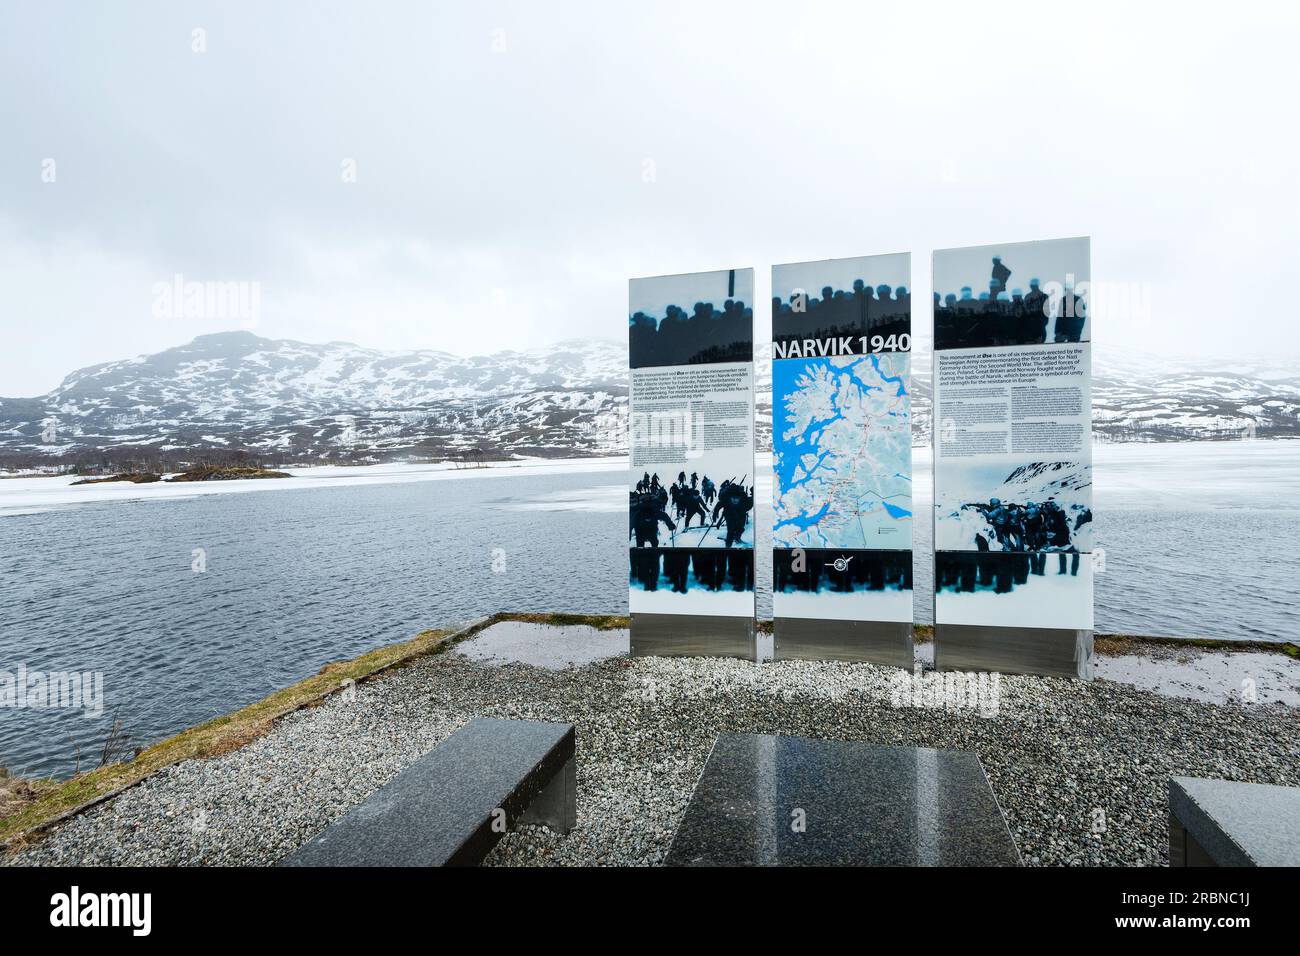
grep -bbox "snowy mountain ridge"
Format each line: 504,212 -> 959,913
1,333 -> 1296,468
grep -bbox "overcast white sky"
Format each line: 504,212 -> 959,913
3,0 -> 1298,396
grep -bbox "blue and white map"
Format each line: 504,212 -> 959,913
772,353 -> 912,549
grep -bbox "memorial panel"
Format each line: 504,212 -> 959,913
931,238 -> 1094,678
770,254 -> 913,665
629,268 -> 756,658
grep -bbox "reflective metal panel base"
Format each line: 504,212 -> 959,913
934,624 -> 1093,680
630,613 -> 755,660
774,618 -> 912,668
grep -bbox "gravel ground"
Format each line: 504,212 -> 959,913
6,643 -> 1298,867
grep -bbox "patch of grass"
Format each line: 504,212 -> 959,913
0,626 -> 458,848
0,769 -> 54,822
1094,633 -> 1298,658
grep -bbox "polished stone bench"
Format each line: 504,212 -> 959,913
665,733 -> 1020,866
281,717 -> 576,867
1169,776 -> 1300,867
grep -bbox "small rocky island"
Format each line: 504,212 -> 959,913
69,473 -> 163,486
165,465 -> 292,482
70,466 -> 291,486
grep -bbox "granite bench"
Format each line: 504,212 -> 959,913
281,717 -> 576,867
1169,776 -> 1300,867
665,733 -> 1021,866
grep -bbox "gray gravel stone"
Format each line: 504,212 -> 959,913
6,649 -> 1298,867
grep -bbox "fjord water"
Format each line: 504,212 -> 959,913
1,441 -> 1297,778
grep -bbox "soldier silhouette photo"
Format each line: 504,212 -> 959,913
637,469 -> 747,542
963,493 -> 1084,554
628,466 -> 755,596
629,485 -> 674,547
668,471 -> 708,528
934,249 -> 1088,349
628,287 -> 753,369
774,550 -> 911,595
710,477 -> 754,548
771,261 -> 911,356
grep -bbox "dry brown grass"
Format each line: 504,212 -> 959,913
1093,633 -> 1298,658
0,771 -> 52,821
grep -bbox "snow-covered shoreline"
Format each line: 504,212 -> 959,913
2,440 -> 1297,518
0,456 -> 631,517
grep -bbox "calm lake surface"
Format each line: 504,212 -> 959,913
2,441 -> 1297,778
